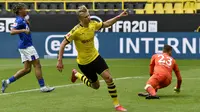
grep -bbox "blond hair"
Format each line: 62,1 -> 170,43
76,5 -> 88,18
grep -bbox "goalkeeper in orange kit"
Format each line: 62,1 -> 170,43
138,45 -> 182,99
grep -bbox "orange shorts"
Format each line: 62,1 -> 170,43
146,73 -> 171,90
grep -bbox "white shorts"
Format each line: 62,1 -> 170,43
18,46 -> 39,63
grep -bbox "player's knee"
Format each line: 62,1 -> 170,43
144,84 -> 152,90
93,85 -> 100,90
104,76 -> 113,83
33,63 -> 41,69
24,67 -> 31,74
92,84 -> 100,90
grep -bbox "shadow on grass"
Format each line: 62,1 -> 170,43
158,94 -> 190,99
137,92 -> 190,99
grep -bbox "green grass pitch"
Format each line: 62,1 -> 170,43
0,59 -> 200,112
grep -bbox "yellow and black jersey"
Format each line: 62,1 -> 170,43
65,20 -> 103,65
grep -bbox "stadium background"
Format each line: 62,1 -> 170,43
0,0 -> 200,112
0,0 -> 199,59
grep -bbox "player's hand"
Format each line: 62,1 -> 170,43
118,9 -> 128,17
25,30 -> 30,34
23,29 -> 30,34
57,60 -> 64,72
25,15 -> 30,20
174,87 -> 180,93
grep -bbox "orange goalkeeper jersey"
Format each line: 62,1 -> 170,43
149,53 -> 182,81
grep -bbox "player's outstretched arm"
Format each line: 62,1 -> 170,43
10,28 -> 29,35
173,63 -> 182,93
57,39 -> 69,72
102,10 -> 128,28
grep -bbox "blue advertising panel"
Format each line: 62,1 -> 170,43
0,32 -> 199,59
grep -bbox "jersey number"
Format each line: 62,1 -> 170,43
158,54 -> 172,66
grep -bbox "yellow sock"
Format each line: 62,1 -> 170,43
113,98 -> 120,107
76,72 -> 83,79
107,82 -> 120,106
76,72 -> 91,87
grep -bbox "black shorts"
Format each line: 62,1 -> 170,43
78,55 -> 108,83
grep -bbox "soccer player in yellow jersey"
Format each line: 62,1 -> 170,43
57,5 -> 128,111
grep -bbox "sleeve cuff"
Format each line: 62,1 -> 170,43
64,36 -> 70,43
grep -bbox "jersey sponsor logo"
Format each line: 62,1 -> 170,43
45,34 -> 99,57
81,38 -> 93,44
0,18 -> 15,32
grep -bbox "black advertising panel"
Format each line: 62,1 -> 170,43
1,14 -> 199,32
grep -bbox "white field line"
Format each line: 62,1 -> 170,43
0,62 -> 199,67
0,76 -> 199,96
0,76 -> 142,96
